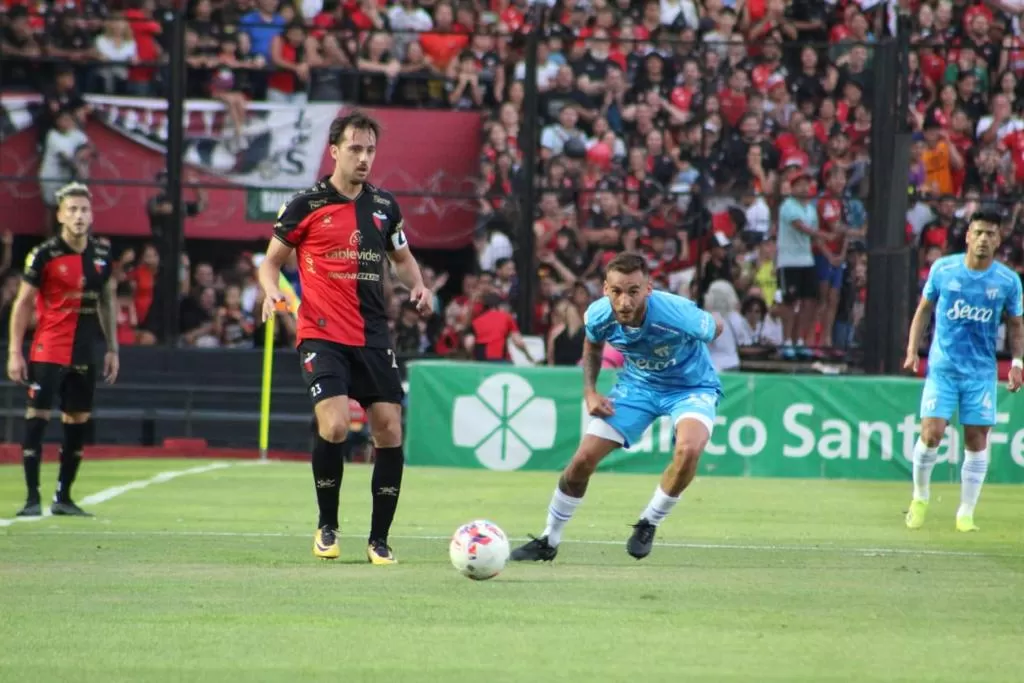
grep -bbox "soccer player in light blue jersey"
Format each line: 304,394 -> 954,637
904,211 -> 1023,532
510,253 -> 724,562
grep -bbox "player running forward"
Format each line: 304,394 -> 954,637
904,210 -> 1023,532
7,182 -> 119,517
258,111 -> 432,564
511,253 -> 724,562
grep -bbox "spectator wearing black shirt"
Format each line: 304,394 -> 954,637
1,7 -> 42,89
180,286 -> 218,348
573,29 -> 615,100
540,65 -> 597,127
46,13 -> 98,67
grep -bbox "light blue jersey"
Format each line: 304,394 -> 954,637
584,290 -> 722,447
920,255 -> 1023,426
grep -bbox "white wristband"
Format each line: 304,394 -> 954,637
1013,358 -> 1024,370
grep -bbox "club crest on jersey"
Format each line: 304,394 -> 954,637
303,352 -> 317,372
93,258 -> 106,273
372,211 -> 388,231
987,287 -> 999,300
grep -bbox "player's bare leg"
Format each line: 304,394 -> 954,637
365,402 -> 404,565
510,434 -> 620,562
956,426 -> 991,532
16,408 -> 50,517
628,417 -> 711,560
311,396 -> 349,560
50,411 -> 92,516
906,417 -> 946,529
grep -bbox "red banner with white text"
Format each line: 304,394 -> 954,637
0,95 -> 481,248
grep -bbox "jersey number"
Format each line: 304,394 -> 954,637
310,383 -> 323,398
387,350 -> 398,369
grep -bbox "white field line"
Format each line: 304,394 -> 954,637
0,462 -> 234,528
4,528 -> 1020,559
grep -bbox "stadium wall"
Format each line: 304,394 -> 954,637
406,361 -> 1024,483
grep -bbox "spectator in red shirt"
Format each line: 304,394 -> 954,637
467,294 -> 536,363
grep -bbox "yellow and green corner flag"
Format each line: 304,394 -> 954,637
259,273 -> 299,458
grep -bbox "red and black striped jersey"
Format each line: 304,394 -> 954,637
273,177 -> 408,348
23,236 -> 113,366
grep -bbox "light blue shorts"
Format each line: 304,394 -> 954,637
919,373 -> 997,426
587,381 -> 720,448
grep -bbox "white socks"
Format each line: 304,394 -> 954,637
542,488 -> 582,546
912,439 -> 989,519
912,438 -> 938,502
640,487 -> 681,525
958,449 -> 989,519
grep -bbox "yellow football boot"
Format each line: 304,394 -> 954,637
956,515 -> 980,533
313,526 -> 340,560
366,540 -> 397,565
905,499 -> 929,529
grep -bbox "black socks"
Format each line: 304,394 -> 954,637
312,434 -> 345,529
55,422 -> 88,503
369,446 -> 404,543
22,417 -> 47,501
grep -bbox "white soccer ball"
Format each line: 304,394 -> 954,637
449,520 -> 510,581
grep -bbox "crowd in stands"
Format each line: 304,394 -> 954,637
3,0 -> 1024,368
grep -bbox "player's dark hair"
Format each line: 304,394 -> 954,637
605,252 -> 649,277
968,210 -> 1002,227
328,111 -> 382,146
55,182 -> 92,207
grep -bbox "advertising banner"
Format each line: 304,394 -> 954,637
0,94 -> 480,246
406,361 -> 1024,483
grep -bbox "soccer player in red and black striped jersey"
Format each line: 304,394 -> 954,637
7,183 -> 119,517
257,111 -> 432,564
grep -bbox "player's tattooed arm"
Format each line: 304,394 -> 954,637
98,279 -> 118,353
582,337 -> 603,394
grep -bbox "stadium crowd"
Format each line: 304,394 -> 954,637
2,0 -> 1024,368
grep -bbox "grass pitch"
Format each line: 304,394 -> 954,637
1,459 -> 1022,683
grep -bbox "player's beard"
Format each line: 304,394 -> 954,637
352,165 -> 370,183
615,304 -> 645,327
62,222 -> 90,240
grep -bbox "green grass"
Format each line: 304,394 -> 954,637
1,459 -> 1022,683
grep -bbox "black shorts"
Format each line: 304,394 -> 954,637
298,339 -> 404,408
778,266 -> 818,303
27,362 -> 96,413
